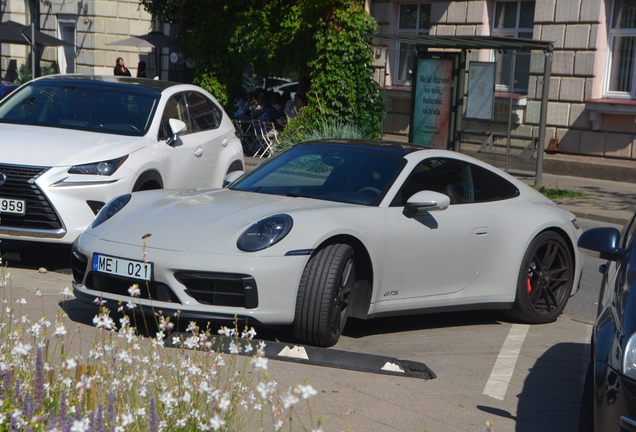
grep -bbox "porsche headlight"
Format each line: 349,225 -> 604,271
624,333 -> 636,379
92,194 -> 131,228
237,214 -> 293,252
69,156 -> 128,176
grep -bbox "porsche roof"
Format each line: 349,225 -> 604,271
297,139 -> 434,155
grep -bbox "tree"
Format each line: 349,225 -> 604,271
140,0 -> 382,138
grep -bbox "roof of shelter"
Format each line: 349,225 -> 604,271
366,34 -> 554,52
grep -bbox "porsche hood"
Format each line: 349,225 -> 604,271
94,188 -> 349,252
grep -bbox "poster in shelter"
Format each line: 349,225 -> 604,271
466,62 -> 495,120
411,58 -> 453,148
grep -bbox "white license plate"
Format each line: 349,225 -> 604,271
0,198 -> 25,215
92,254 -> 152,281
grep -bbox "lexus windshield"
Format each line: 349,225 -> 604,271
0,81 -> 160,136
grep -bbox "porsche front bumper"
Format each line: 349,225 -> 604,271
71,235 -> 309,326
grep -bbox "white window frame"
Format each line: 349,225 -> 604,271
491,0 -> 535,93
395,3 -> 432,86
58,19 -> 77,74
605,0 -> 636,99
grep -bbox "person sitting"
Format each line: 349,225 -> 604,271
285,93 -> 308,120
114,57 -> 131,76
259,94 -> 285,130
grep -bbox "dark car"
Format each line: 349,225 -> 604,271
0,81 -> 18,100
578,216 -> 636,431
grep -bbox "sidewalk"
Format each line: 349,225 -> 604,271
541,173 -> 636,226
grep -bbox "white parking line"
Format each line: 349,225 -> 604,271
483,324 -> 530,401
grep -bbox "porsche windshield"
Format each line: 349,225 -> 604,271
230,143 -> 407,205
0,82 -> 160,136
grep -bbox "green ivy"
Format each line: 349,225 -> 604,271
140,0 -> 382,137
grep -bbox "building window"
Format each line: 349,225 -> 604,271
492,1 -> 535,93
607,0 -> 636,97
396,3 -> 431,85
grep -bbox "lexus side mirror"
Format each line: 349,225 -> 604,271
165,118 -> 187,146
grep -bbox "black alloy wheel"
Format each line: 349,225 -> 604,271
507,231 -> 574,323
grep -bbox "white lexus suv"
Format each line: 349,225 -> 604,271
0,75 -> 244,244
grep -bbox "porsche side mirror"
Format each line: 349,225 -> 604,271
165,118 -> 187,146
403,190 -> 450,218
223,170 -> 244,187
577,227 -> 625,262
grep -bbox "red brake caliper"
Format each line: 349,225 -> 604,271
526,277 -> 532,294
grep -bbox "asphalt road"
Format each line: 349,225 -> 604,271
0,218 -> 614,431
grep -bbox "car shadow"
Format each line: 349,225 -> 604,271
62,302 -> 507,345
476,341 -> 590,432
0,240 -> 72,273
343,309 -> 504,338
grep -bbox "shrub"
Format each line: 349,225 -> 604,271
275,117 -> 369,154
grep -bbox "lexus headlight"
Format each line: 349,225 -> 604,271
92,194 -> 131,228
624,333 -> 636,379
237,214 -> 293,252
69,156 -> 128,176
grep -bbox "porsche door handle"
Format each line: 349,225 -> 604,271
471,227 -> 489,235
194,146 -> 203,157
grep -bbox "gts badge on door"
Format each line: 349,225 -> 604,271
384,290 -> 399,297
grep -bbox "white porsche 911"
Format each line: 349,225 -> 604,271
72,140 -> 583,347
0,75 -> 244,244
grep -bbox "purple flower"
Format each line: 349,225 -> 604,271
34,346 -> 45,411
1,369 -> 12,397
23,392 -> 34,417
107,392 -> 115,432
13,378 -> 21,406
94,403 -> 104,432
149,398 -> 157,432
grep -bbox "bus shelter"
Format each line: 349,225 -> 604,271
369,35 -> 554,186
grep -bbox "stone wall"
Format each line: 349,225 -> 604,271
1,0 -> 154,80
372,0 -> 636,161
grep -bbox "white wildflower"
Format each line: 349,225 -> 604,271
12,341 -> 32,356
93,314 -> 114,330
219,397 -> 230,411
120,413 -> 134,426
128,284 -> 141,297
251,356 -> 268,370
281,389 -> 299,409
241,328 -> 257,340
217,326 -> 235,337
70,418 -> 90,432
54,323 -> 68,336
298,384 -> 318,399
209,414 -> 225,430
63,358 -> 77,370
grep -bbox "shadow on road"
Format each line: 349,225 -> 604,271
0,240 -> 72,272
477,341 -> 589,432
344,309 -> 504,338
